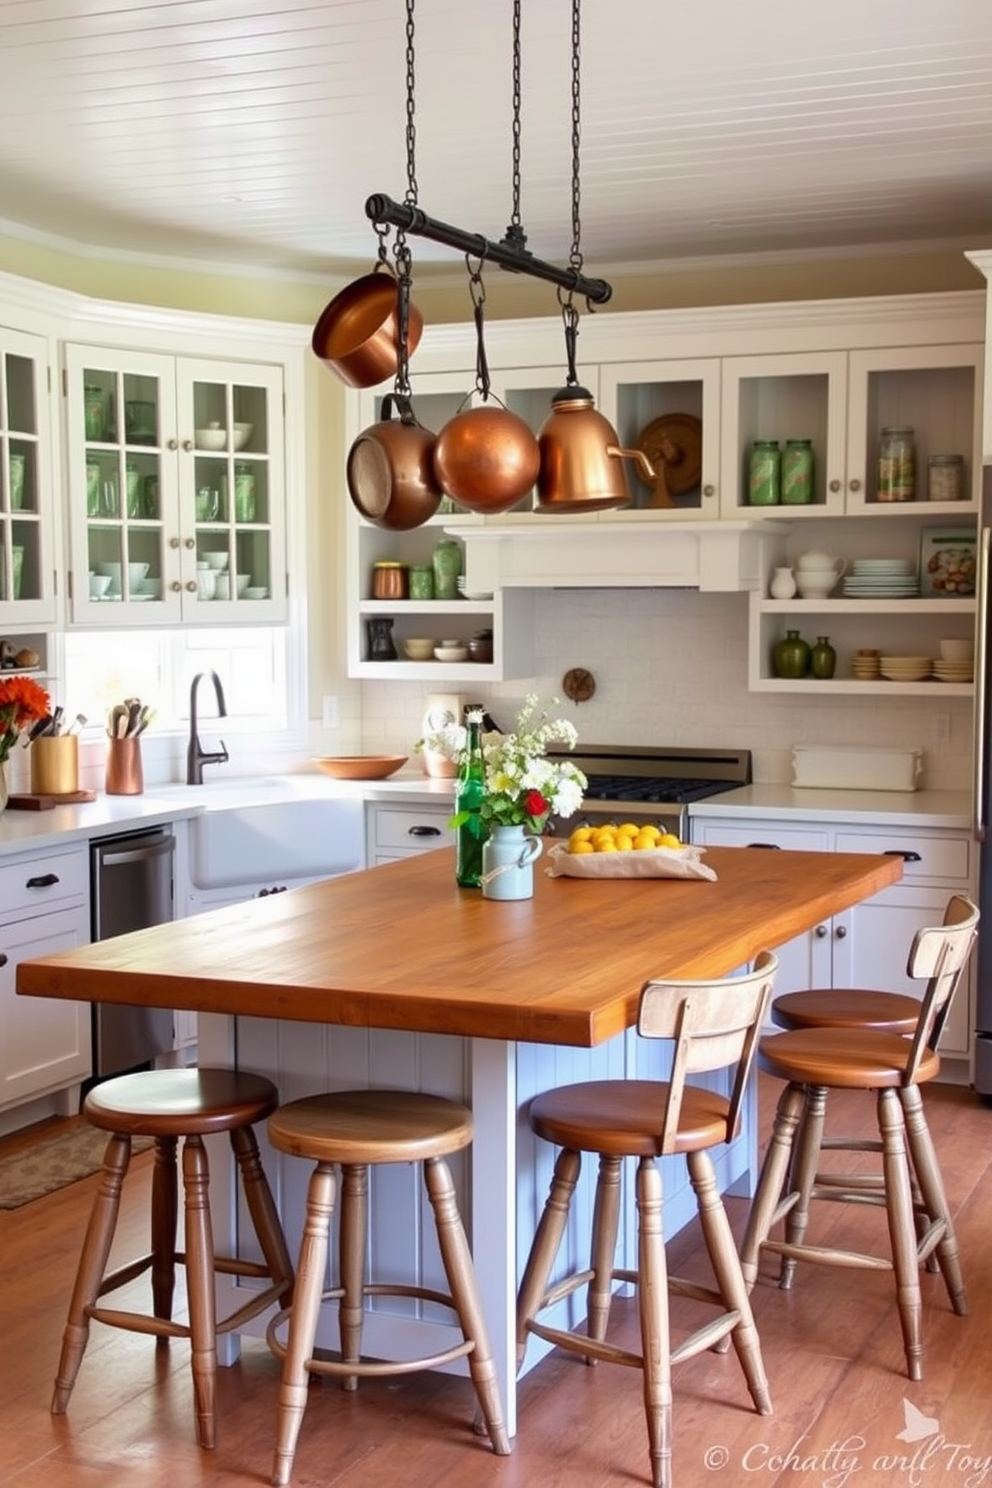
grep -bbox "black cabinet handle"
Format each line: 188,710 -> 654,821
26,873 -> 60,888
257,885 -> 288,897
0,952 -> 7,968
745,842 -> 782,850
883,850 -> 922,862
409,825 -> 442,838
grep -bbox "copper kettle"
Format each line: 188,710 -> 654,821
536,386 -> 655,513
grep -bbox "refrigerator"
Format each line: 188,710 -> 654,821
975,463 -> 992,1094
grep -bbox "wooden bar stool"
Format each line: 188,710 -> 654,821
741,895 -> 978,1381
265,1088 -> 510,1487
515,952 -> 778,1488
51,1067 -> 294,1449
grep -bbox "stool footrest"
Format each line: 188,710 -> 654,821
266,1289 -> 475,1377
762,1239 -> 892,1272
670,1310 -> 740,1365
526,1317 -> 642,1371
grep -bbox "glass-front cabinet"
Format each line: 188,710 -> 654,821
0,324 -> 56,626
64,345 -> 286,624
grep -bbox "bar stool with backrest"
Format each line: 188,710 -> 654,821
265,1087 -> 510,1487
740,894 -> 978,1381
515,951 -> 778,1488
51,1067 -> 295,1449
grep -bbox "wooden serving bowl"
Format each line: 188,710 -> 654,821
313,755 -> 408,780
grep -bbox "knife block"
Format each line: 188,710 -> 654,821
106,736 -> 143,796
30,735 -> 79,795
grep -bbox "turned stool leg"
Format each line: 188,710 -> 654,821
636,1158 -> 673,1488
587,1155 -> 622,1358
52,1134 -> 131,1414
878,1090 -> 924,1381
740,1081 -> 805,1288
150,1136 -> 178,1324
182,1135 -> 218,1449
272,1164 -> 336,1488
780,1084 -> 827,1289
899,1086 -> 968,1315
515,1147 -> 581,1368
423,1156 -> 510,1456
231,1126 -> 295,1309
338,1164 -> 368,1392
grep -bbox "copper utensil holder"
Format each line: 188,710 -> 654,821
30,735 -> 79,795
106,736 -> 144,796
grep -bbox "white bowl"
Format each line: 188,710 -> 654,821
233,422 -> 254,451
244,585 -> 268,600
795,574 -> 837,598
195,426 -> 228,451
88,573 -> 112,597
97,560 -> 149,590
403,637 -> 436,661
939,638 -> 974,662
434,645 -> 468,662
202,550 -> 229,571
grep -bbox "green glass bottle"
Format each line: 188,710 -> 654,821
455,708 -> 488,888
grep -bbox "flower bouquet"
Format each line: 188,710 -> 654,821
451,694 -> 587,835
0,673 -> 50,767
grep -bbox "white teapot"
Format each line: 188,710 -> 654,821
796,549 -> 846,577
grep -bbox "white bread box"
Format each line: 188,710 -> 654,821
791,744 -> 924,792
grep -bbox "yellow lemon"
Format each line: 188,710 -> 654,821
569,840 -> 595,854
632,832 -> 657,851
591,826 -> 616,843
638,823 -> 662,841
595,838 -> 618,852
570,825 -> 593,843
660,832 -> 682,849
618,822 -> 641,838
615,833 -> 634,852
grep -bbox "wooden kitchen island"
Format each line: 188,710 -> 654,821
18,844 -> 901,1434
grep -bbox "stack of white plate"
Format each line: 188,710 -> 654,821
842,559 -> 919,598
879,654 -> 934,682
932,659 -> 974,684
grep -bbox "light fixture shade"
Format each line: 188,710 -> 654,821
536,387 -> 653,513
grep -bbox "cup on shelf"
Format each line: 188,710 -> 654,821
939,638 -> 974,662
235,573 -> 250,597
196,568 -> 217,600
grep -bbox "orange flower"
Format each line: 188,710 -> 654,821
0,674 -> 50,763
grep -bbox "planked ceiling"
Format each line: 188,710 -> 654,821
1,0 -> 991,282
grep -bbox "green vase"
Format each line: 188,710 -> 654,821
811,635 -> 837,679
773,629 -> 811,679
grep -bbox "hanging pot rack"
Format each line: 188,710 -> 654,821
363,193 -> 612,306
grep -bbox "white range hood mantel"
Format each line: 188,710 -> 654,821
449,519 -> 787,593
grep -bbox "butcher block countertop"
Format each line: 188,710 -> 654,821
18,844 -> 902,1048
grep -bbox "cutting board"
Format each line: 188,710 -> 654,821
7,790 -> 97,811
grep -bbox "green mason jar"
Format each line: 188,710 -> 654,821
748,440 -> 781,505
234,463 -> 256,522
782,439 -> 815,504
432,537 -> 462,600
409,564 -> 435,600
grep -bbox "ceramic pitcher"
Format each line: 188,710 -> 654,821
481,824 -> 543,901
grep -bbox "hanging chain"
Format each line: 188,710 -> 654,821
466,254 -> 492,400
403,0 -> 419,207
390,0 -> 420,397
504,0 -> 524,246
567,0 -> 583,279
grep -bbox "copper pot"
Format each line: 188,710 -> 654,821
312,270 -> 424,389
432,403 -> 540,515
346,395 -> 443,531
536,386 -> 654,512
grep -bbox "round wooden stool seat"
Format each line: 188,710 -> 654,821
268,1088 -> 473,1164
266,1088 -> 509,1486
760,1027 -> 941,1089
772,988 -> 920,1033
529,1080 -> 734,1157
85,1066 -> 281,1135
51,1066 -> 294,1451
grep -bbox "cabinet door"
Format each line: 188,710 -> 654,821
846,345 -> 982,513
65,344 -> 182,624
719,350 -> 848,518
0,905 -> 91,1109
597,358 -> 721,519
0,324 -> 57,625
176,357 -> 286,621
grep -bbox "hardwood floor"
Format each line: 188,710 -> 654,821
1,1076 -> 990,1487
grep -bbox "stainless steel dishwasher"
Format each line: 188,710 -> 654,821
90,827 -> 176,1079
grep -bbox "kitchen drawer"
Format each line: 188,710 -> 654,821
372,805 -> 453,855
0,845 -> 88,921
694,821 -> 830,853
834,831 -> 971,885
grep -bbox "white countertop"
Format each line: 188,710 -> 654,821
690,784 -> 973,831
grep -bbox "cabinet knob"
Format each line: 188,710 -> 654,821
167,438 -> 179,451
702,484 -> 715,498
186,581 -> 197,592
849,478 -> 862,492
828,479 -> 841,492
170,580 -> 183,592
814,923 -> 829,938
26,873 -> 60,889
0,952 -> 7,968
170,536 -> 181,548
184,537 -> 195,549
181,439 -> 194,452
835,924 -> 847,940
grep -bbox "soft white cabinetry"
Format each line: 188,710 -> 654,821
366,802 -> 454,865
64,344 -> 286,624
0,843 -> 90,1112
0,323 -> 58,627
693,818 -> 974,1061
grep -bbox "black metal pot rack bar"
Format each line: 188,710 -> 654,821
365,193 -> 613,305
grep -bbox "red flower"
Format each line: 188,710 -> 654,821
524,789 -> 548,819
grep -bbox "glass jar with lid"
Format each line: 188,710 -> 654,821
748,440 -> 781,505
927,453 -> 965,502
877,427 -> 916,503
371,560 -> 409,600
781,439 -> 815,505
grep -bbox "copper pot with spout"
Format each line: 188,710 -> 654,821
536,385 -> 655,513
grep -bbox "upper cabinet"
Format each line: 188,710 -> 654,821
0,323 -> 57,627
64,345 -> 286,625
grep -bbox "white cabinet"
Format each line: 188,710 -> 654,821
0,843 -> 90,1112
366,802 -> 453,865
693,817 -> 975,1059
64,345 -> 286,625
0,323 -> 58,627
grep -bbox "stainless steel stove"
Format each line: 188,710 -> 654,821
545,744 -> 752,841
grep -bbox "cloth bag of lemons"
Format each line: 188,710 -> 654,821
545,822 -> 717,880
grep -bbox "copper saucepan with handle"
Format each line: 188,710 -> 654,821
312,267 -> 424,389
346,394 -> 443,531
